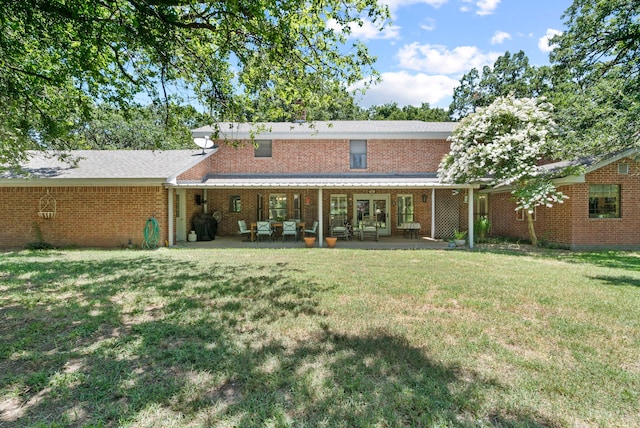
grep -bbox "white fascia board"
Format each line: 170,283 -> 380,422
0,178 -> 167,187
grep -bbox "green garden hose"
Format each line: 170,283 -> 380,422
142,216 -> 160,249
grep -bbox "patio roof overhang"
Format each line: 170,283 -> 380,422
167,174 -> 481,189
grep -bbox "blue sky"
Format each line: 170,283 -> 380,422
346,0 -> 573,110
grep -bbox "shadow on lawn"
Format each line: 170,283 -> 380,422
1,252 -> 560,427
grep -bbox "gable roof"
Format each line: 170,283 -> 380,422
192,121 -> 458,140
0,150 -> 209,186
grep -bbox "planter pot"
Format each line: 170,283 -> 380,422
325,237 -> 337,248
454,239 -> 466,247
303,237 -> 316,248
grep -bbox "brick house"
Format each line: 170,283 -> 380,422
1,121 -> 637,250
0,121 -> 481,249
486,148 -> 640,250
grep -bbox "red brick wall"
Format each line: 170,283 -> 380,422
488,157 -> 640,249
199,138 -> 450,174
0,186 -> 168,249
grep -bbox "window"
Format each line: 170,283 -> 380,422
330,194 -> 348,219
230,195 -> 241,213
350,140 -> 367,169
292,194 -> 301,220
397,195 -> 414,226
269,193 -> 287,220
254,140 -> 272,157
516,207 -> 536,221
589,184 -> 620,218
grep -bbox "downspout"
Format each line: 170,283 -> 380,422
431,188 -> 436,239
318,188 -> 324,247
168,187 -> 174,247
468,187 -> 474,249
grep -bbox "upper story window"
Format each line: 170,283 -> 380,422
589,184 -> 620,218
254,140 -> 272,158
350,140 -> 367,169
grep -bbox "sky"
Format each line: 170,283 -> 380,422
345,0 -> 573,110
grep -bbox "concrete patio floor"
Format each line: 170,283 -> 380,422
176,235 -> 457,250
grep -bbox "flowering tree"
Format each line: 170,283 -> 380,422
438,95 -> 568,246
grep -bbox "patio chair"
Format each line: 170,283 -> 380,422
304,220 -> 318,237
256,221 -> 274,242
331,217 -> 351,240
237,220 -> 252,241
282,220 -> 298,242
358,220 -> 379,241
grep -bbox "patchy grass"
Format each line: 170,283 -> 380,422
1,247 -> 639,427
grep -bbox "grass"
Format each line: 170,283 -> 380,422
1,247 -> 639,427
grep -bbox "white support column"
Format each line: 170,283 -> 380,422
431,188 -> 436,239
168,188 -> 174,247
318,188 -> 324,247
468,187 -> 474,249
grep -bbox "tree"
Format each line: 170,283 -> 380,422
550,0 -> 640,153
438,96 -> 568,246
449,51 -> 552,120
0,0 -> 388,166
366,102 -> 449,121
80,104 -> 210,150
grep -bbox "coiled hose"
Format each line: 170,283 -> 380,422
142,216 -> 160,249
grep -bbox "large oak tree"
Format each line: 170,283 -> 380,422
0,0 -> 388,167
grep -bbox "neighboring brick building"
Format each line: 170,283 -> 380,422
1,121 -> 637,250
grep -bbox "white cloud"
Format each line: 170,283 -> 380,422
476,0 -> 500,15
459,0 -> 500,15
326,18 -> 401,40
538,28 -> 562,53
421,17 -> 436,31
397,43 -> 501,74
491,31 -> 511,45
353,71 -> 459,108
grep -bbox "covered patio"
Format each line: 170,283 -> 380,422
175,234 -> 455,250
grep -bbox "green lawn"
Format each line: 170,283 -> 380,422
1,247 -> 639,427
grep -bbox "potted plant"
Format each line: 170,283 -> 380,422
303,236 -> 316,248
453,230 -> 467,247
474,216 -> 490,243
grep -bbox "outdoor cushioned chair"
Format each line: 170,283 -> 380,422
282,220 -> 298,242
256,221 -> 274,242
358,220 -> 379,241
237,220 -> 252,241
331,217 -> 351,240
304,220 -> 318,237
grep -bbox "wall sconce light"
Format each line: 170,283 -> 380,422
422,194 -> 428,203
195,194 -> 202,205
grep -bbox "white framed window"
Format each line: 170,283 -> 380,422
396,195 -> 414,226
589,184 -> 620,218
350,140 -> 367,169
269,193 -> 287,220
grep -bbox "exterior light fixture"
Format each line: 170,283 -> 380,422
422,194 -> 427,203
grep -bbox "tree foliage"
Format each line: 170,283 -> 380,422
365,102 -> 449,121
550,0 -> 640,154
0,0 -> 388,165
448,51 -> 552,120
80,104 -> 210,150
439,96 -> 567,246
